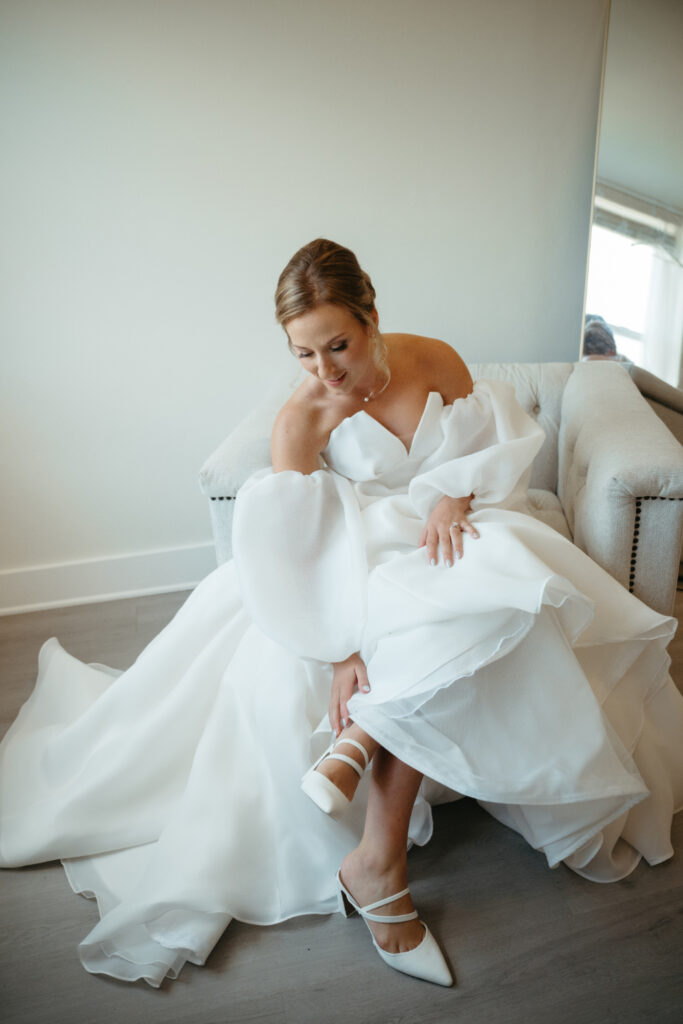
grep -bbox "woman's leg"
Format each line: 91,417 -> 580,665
339,748 -> 426,953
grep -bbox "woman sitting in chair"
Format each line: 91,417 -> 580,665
1,239 -> 681,989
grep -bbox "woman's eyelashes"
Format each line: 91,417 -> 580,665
297,341 -> 348,359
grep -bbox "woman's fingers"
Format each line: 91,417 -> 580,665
425,524 -> 454,565
439,525 -> 454,566
330,662 -> 370,733
423,494 -> 479,566
329,695 -> 342,736
355,660 -> 371,695
426,518 -> 480,566
449,522 -> 463,561
425,523 -> 451,565
329,674 -> 344,734
339,671 -> 360,726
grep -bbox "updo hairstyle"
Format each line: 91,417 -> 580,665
275,239 -> 388,374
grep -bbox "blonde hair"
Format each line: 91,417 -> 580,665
275,238 -> 388,374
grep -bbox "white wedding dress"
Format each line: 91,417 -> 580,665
1,381 -> 682,987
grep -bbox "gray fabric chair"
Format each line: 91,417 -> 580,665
199,360 -> 683,617
628,363 -> 683,451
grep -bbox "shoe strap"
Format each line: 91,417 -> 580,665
328,752 -> 364,778
334,737 -> 370,769
361,908 -> 419,924
359,887 -> 419,924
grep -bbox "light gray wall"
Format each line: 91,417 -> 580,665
0,0 -> 608,610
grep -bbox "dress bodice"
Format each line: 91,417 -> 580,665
233,379 -> 549,667
322,391 -> 446,482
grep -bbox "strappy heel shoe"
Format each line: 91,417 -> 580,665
300,737 -> 370,818
336,871 -> 453,987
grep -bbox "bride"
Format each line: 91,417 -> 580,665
1,238 -> 682,989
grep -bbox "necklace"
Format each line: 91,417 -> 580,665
362,367 -> 391,403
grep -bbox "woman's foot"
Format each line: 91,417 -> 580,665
335,752 -> 453,985
301,726 -> 378,816
339,848 -> 426,954
315,725 -> 377,802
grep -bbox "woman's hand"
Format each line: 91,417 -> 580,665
419,493 -> 478,566
329,653 -> 370,735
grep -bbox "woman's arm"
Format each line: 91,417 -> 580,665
271,399 -> 368,720
271,399 -> 326,474
420,336 -> 473,404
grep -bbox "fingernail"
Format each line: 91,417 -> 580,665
455,551 -> 462,560
332,728 -> 338,738
430,558 -> 436,567
445,559 -> 452,568
341,717 -> 347,728
361,685 -> 370,692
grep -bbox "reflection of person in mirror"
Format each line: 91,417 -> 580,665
1,240 -> 682,992
582,315 -> 630,362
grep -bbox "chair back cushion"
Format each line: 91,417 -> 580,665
200,362 -> 575,499
470,362 -> 574,493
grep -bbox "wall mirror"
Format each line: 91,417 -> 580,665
584,0 -> 683,389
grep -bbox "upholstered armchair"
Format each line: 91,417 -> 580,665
199,361 -> 683,617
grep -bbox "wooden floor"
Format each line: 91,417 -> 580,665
1,590 -> 682,1024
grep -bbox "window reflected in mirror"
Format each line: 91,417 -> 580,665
584,186 -> 683,386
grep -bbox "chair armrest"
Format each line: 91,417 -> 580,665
558,361 -> 683,615
199,383 -> 293,499
198,380 -> 295,563
628,364 -> 683,416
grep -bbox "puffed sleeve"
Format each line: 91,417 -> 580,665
408,380 -> 544,519
232,468 -> 367,663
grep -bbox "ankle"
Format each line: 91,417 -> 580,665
343,844 -> 407,884
335,724 -> 377,761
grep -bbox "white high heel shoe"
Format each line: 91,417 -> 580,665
336,871 -> 453,987
300,737 -> 370,818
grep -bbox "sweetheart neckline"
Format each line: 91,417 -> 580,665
326,391 -> 444,458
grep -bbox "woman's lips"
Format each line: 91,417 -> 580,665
326,372 -> 347,387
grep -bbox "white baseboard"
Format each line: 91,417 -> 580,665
0,543 -> 217,616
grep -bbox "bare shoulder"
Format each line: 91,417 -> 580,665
387,334 -> 473,403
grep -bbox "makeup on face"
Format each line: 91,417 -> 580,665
287,304 -> 374,396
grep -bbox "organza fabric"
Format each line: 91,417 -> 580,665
1,381 -> 681,987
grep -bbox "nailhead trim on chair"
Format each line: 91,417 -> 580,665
210,496 -> 235,501
630,496 -> 683,593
